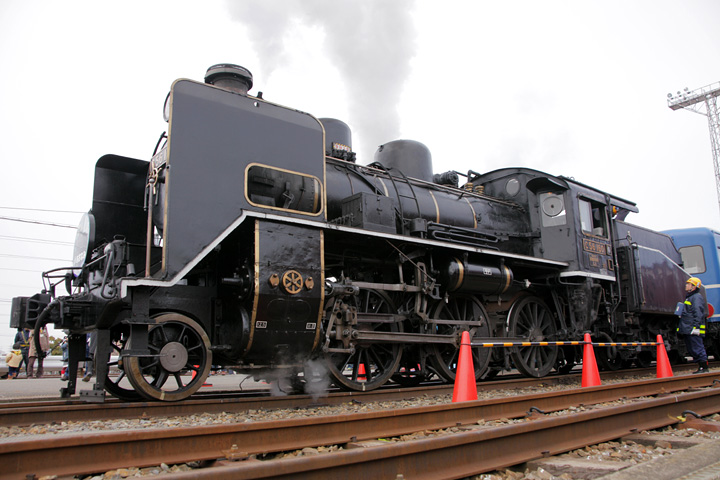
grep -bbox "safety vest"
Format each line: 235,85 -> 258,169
677,299 -> 706,334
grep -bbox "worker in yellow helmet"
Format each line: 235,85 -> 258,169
677,277 -> 708,373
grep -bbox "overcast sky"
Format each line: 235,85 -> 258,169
1,0 -> 719,351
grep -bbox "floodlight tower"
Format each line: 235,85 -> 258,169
667,81 -> 720,214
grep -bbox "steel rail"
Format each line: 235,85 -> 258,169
2,375 -> 719,479
172,388 -> 720,480
0,377 -> 561,427
0,364 -> 708,427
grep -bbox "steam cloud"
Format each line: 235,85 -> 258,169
262,360 -> 331,401
226,0 -> 417,162
302,359 -> 331,401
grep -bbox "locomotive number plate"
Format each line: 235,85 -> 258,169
256,321 -> 268,329
582,238 -> 609,255
306,323 -> 317,330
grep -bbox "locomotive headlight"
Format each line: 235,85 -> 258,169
163,92 -> 171,122
73,212 -> 95,268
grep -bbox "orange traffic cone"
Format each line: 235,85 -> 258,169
581,333 -> 601,387
452,331 -> 478,402
357,363 -> 367,381
191,365 -> 212,387
656,335 -> 673,378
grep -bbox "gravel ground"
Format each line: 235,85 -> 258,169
470,419 -> 720,480
6,372 -> 717,479
72,414 -> 720,480
0,372 -> 658,439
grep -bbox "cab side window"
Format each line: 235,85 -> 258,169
579,198 -> 607,238
679,245 -> 706,274
246,165 -> 322,215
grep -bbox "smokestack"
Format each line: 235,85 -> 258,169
204,64 -> 254,95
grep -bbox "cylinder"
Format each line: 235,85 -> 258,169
440,258 -> 513,294
374,139 -> 433,182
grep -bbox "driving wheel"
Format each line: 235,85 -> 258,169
429,295 -> 491,382
125,313 -> 211,401
508,296 -> 558,377
325,289 -> 402,391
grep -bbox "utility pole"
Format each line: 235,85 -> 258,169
667,82 -> 720,214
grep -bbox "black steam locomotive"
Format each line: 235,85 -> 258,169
10,64 -> 702,401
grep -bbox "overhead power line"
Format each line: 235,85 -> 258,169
0,216 -> 77,229
0,283 -> 41,289
0,235 -> 74,246
0,253 -> 69,262
0,267 -> 50,273
0,206 -> 85,214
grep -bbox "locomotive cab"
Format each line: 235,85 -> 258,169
478,168 -> 624,278
478,167 -> 691,369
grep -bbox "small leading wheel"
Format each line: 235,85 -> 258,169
555,345 -> 578,374
325,290 -> 402,391
125,313 -> 212,402
104,326 -> 143,401
508,296 -> 558,378
429,295 -> 492,383
635,350 -> 653,368
392,347 -> 427,387
595,332 -> 624,371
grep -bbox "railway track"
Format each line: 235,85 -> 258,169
0,363 -> 705,428
2,372 -> 720,479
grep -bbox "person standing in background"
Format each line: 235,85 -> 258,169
677,277 -> 709,374
27,326 -> 50,378
60,336 -> 69,381
83,332 -> 97,382
13,327 -> 30,377
4,350 -> 23,379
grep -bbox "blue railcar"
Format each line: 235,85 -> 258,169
663,227 -> 720,322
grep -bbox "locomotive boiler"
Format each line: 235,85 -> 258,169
10,64 -> 703,402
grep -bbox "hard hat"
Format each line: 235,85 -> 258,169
687,277 -> 702,288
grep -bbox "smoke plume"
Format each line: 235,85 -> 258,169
226,0 -> 417,162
